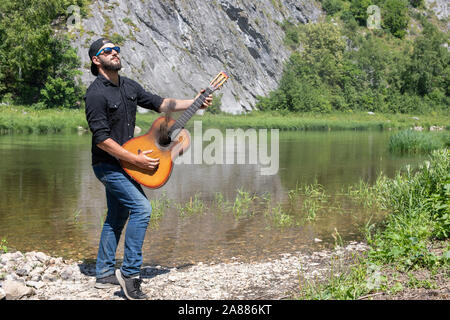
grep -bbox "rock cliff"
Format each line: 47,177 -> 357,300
71,0 -> 323,113
425,0 -> 448,22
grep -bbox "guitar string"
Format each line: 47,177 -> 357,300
169,88 -> 213,134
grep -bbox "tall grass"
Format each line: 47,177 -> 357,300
297,149 -> 450,299
0,106 -> 87,134
389,129 -> 447,154
1,105 -> 449,134
365,149 -> 450,268
190,111 -> 450,132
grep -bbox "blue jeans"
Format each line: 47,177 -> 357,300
92,162 -> 152,278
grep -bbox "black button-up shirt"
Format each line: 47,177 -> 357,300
84,74 -> 164,165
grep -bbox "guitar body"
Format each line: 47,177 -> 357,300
120,71 -> 228,189
120,116 -> 190,189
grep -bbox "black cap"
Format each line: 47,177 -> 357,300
88,38 -> 113,76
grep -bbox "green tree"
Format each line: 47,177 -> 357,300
402,22 -> 450,98
39,37 -> 84,109
381,0 -> 409,38
0,0 -> 87,107
321,0 -> 344,15
257,22 -> 346,112
349,0 -> 373,26
257,7 -> 447,114
297,22 -> 347,88
409,0 -> 424,8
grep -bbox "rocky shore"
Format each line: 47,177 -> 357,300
0,242 -> 369,300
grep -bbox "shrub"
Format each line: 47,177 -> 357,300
0,0 -> 87,107
368,149 -> 450,268
349,0 -> 373,26
381,0 -> 409,38
321,0 -> 344,15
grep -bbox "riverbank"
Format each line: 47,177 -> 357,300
0,242 -> 367,300
1,241 -> 448,300
295,149 -> 449,299
1,105 -> 449,134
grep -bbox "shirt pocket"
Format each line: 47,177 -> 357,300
106,99 -> 123,126
125,91 -> 138,114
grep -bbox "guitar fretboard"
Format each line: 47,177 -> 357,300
168,88 -> 213,138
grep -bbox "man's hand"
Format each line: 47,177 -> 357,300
159,91 -> 212,113
97,138 -> 160,170
196,89 -> 213,109
134,150 -> 160,170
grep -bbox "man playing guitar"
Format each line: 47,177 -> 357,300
84,38 -> 212,300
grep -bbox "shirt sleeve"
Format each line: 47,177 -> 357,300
84,92 -> 111,145
134,81 -> 164,112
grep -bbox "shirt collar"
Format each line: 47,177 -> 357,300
97,73 -> 122,87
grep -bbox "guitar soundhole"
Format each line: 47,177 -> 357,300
158,132 -> 171,147
158,122 -> 172,147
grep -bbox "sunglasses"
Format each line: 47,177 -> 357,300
95,46 -> 120,56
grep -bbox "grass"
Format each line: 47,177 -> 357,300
0,106 -> 87,134
1,105 -> 449,134
0,238 -> 8,254
150,192 -> 172,228
231,188 -> 257,219
186,111 -> 450,132
298,257 -> 375,300
175,193 -> 205,217
389,129 -> 449,154
296,148 -> 450,299
144,179 -> 371,230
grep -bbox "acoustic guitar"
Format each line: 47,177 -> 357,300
120,71 -> 229,188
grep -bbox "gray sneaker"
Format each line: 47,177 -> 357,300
94,273 -> 120,289
115,269 -> 148,300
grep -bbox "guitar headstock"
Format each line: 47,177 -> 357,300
209,71 -> 229,92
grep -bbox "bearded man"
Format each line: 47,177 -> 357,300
84,38 -> 211,300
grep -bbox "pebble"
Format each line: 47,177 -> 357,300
0,243 -> 369,300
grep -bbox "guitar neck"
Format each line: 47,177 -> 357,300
168,88 -> 213,137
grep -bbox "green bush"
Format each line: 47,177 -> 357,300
321,0 -> 344,15
258,12 -> 448,114
40,76 -> 83,109
349,0 -> 373,25
381,0 -> 409,38
409,0 -> 424,8
401,21 -> 450,97
0,0 -> 88,107
205,93 -> 224,114
368,149 -> 450,269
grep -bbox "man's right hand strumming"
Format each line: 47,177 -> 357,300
97,138 -> 159,170
134,150 -> 160,170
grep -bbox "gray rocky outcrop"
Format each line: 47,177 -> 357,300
425,0 -> 448,21
70,0 -> 323,113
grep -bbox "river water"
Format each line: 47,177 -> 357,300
0,130 -> 424,266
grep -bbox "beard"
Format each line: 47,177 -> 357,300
101,56 -> 122,72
